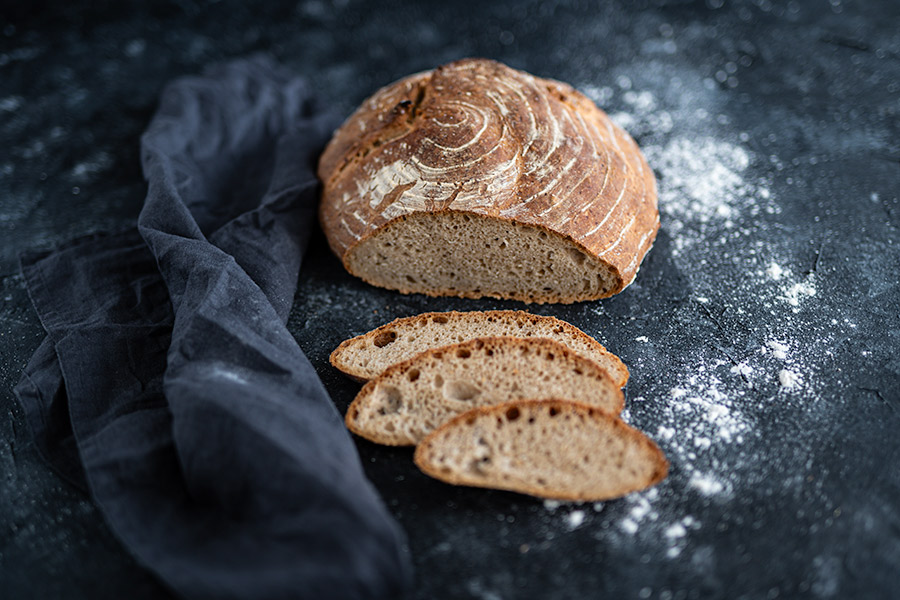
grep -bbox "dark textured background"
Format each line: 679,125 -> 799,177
2,1 -> 899,599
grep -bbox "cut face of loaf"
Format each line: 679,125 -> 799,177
345,337 -> 624,446
414,400 -> 669,502
318,58 -> 659,304
331,310 -> 628,386
344,212 -> 622,304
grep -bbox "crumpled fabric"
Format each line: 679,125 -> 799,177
15,56 -> 412,600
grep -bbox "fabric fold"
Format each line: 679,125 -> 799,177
15,56 -> 412,600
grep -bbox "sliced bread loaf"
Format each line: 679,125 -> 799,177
345,336 -> 623,446
330,310 -> 629,386
414,399 -> 668,501
318,58 -> 659,303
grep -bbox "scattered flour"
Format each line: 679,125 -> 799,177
664,523 -> 686,539
0,96 -> 23,112
616,488 -> 659,535
71,151 -> 113,181
607,486 -> 700,559
124,38 -> 146,58
566,510 -> 586,530
779,369 -> 801,390
534,63 -> 837,563
620,518 -> 639,535
689,473 -> 727,496
766,340 -> 790,360
782,276 -> 817,308
644,137 -> 751,225
766,262 -> 785,281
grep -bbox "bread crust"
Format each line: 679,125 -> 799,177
414,399 -> 669,502
344,336 -> 624,446
329,309 -> 629,386
318,58 -> 659,300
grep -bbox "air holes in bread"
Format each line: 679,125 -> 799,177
456,348 -> 472,358
567,247 -> 588,265
408,368 -> 420,382
373,330 -> 397,348
505,407 -> 521,421
444,380 -> 480,401
376,386 -> 402,414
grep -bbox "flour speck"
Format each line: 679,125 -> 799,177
782,277 -> 817,308
689,473 -> 727,496
566,510 -> 586,530
766,262 -> 785,281
779,369 -> 801,389
767,340 -> 789,360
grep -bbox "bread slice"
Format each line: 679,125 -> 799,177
345,337 -> 624,446
414,400 -> 668,501
318,58 -> 659,304
330,310 -> 629,386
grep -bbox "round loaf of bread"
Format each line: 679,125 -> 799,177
318,58 -> 658,303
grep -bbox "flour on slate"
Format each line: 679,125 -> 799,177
555,62 -> 852,551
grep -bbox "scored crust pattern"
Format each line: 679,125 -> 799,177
318,58 -> 659,290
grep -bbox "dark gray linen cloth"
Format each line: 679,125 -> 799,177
14,56 -> 412,600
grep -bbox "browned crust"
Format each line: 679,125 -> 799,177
318,58 -> 659,300
344,336 -> 625,446
330,310 -> 629,386
413,399 -> 669,502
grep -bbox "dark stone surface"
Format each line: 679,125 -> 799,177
2,1 -> 899,599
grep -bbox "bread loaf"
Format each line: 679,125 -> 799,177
414,400 -> 669,501
318,58 -> 658,304
345,336 -> 623,446
330,310 -> 629,386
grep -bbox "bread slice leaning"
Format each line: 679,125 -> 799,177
331,310 -> 629,386
414,400 -> 669,501
345,336 -> 624,446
